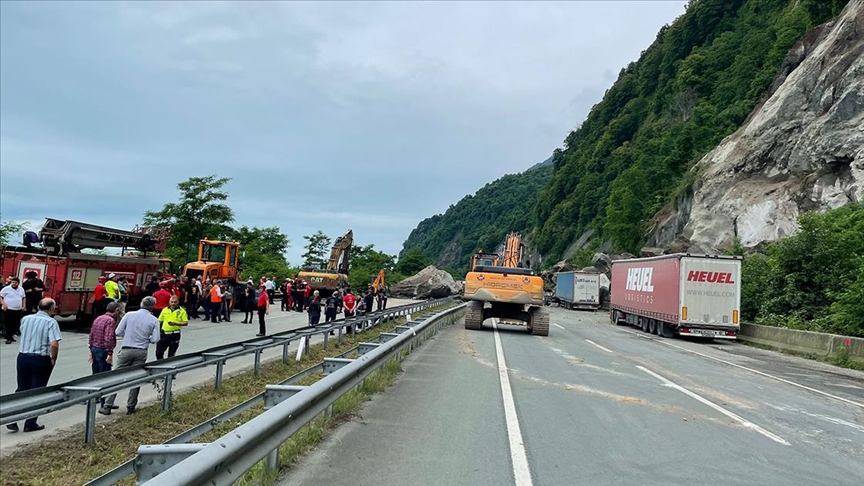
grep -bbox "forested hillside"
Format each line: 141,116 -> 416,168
531,0 -> 848,261
400,160 -> 552,271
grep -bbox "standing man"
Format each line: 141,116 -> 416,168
89,302 -> 120,409
156,295 -> 188,360
89,302 -> 120,374
22,271 -> 45,314
144,276 -> 159,297
221,282 -> 233,323
0,277 -> 26,344
209,279 -> 223,323
92,276 -> 109,318
256,283 -> 269,337
6,298 -> 62,432
264,277 -> 275,305
104,273 -> 120,302
187,280 -> 200,320
152,282 -> 172,318
363,289 -> 375,317
307,290 -> 322,326
342,289 -> 357,334
324,291 -> 339,336
100,296 -> 160,415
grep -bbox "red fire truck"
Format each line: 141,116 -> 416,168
0,219 -> 172,320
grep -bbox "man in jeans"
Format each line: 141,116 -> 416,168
89,302 -> 121,409
100,296 -> 160,415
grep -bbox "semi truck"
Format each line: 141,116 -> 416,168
610,254 -> 741,339
555,271 -> 601,310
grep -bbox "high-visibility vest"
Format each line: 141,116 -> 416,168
210,285 -> 222,303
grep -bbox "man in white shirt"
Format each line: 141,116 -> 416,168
0,277 -> 26,344
100,296 -> 160,415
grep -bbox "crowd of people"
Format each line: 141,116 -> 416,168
0,271 -> 391,432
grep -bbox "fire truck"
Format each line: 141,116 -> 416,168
0,218 -> 172,320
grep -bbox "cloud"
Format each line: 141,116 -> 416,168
0,0 -> 688,264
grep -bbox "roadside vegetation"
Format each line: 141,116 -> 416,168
0,302 -> 457,486
732,204 -> 864,337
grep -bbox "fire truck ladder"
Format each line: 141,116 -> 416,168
39,218 -> 165,256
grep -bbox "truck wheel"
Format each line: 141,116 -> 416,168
613,310 -> 625,326
530,308 -> 550,336
464,301 -> 484,330
648,320 -> 656,335
641,318 -> 649,333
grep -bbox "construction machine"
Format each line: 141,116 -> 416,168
462,232 -> 549,336
298,230 -> 352,296
371,269 -> 386,292
1,218 -> 172,319
182,239 -> 241,282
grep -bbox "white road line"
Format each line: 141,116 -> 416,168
553,323 -> 565,330
619,328 -> 864,409
637,365 -> 790,446
491,321 -> 534,486
585,339 -> 613,354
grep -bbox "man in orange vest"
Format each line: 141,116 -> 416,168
209,279 -> 223,323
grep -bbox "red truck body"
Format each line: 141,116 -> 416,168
1,246 -> 171,319
610,254 -> 741,339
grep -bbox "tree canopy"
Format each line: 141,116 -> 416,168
302,231 -> 332,266
143,175 -> 235,265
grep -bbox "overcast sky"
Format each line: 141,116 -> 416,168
1,1 -> 686,265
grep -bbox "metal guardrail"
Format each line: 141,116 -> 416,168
135,302 -> 466,485
0,298 -> 450,444
86,344 -> 359,486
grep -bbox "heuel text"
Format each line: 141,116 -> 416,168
686,271 -> 735,284
625,267 -> 655,292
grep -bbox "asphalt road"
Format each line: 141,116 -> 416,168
0,298 -> 415,455
280,307 -> 864,486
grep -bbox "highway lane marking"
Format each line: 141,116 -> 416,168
491,320 -> 534,486
637,365 -> 791,446
585,339 -> 613,354
553,323 -> 566,330
619,329 -> 864,410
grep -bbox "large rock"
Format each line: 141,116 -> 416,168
650,1 -> 864,252
391,265 -> 461,299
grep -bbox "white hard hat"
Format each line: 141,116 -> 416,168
108,273 -> 116,278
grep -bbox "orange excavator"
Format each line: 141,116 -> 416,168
462,232 -> 548,336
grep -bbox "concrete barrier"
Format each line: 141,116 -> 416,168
739,323 -> 864,364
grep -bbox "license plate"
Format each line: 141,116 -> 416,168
694,329 -> 723,336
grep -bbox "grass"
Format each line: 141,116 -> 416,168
0,302 -> 457,486
739,339 -> 864,371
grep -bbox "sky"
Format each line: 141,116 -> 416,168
0,1 -> 687,265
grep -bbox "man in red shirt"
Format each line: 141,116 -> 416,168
256,284 -> 269,337
152,282 -> 172,318
342,289 -> 357,333
92,276 -> 110,319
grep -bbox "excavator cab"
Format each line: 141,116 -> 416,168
297,229 -> 352,296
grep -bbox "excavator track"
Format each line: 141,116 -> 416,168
530,307 -> 550,336
464,301 -> 484,330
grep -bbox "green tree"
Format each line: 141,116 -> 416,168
302,230 -> 331,266
348,244 -> 397,292
233,226 -> 293,282
143,175 -> 235,265
395,247 -> 430,276
0,217 -> 25,246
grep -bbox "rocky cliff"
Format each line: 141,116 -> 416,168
651,0 -> 864,252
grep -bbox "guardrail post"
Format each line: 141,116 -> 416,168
337,326 -> 343,344
323,330 -> 329,349
282,342 -> 290,365
215,360 -> 224,389
85,397 -> 97,444
161,374 -> 174,413
254,349 -> 263,376
266,448 -> 279,473
325,403 -> 334,419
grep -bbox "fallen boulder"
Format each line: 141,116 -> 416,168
391,265 -> 461,299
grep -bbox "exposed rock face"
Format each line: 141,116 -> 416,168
390,265 -> 461,299
651,1 -> 864,252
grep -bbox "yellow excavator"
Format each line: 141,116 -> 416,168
371,269 -> 386,292
462,232 -> 548,336
298,230 -> 352,296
